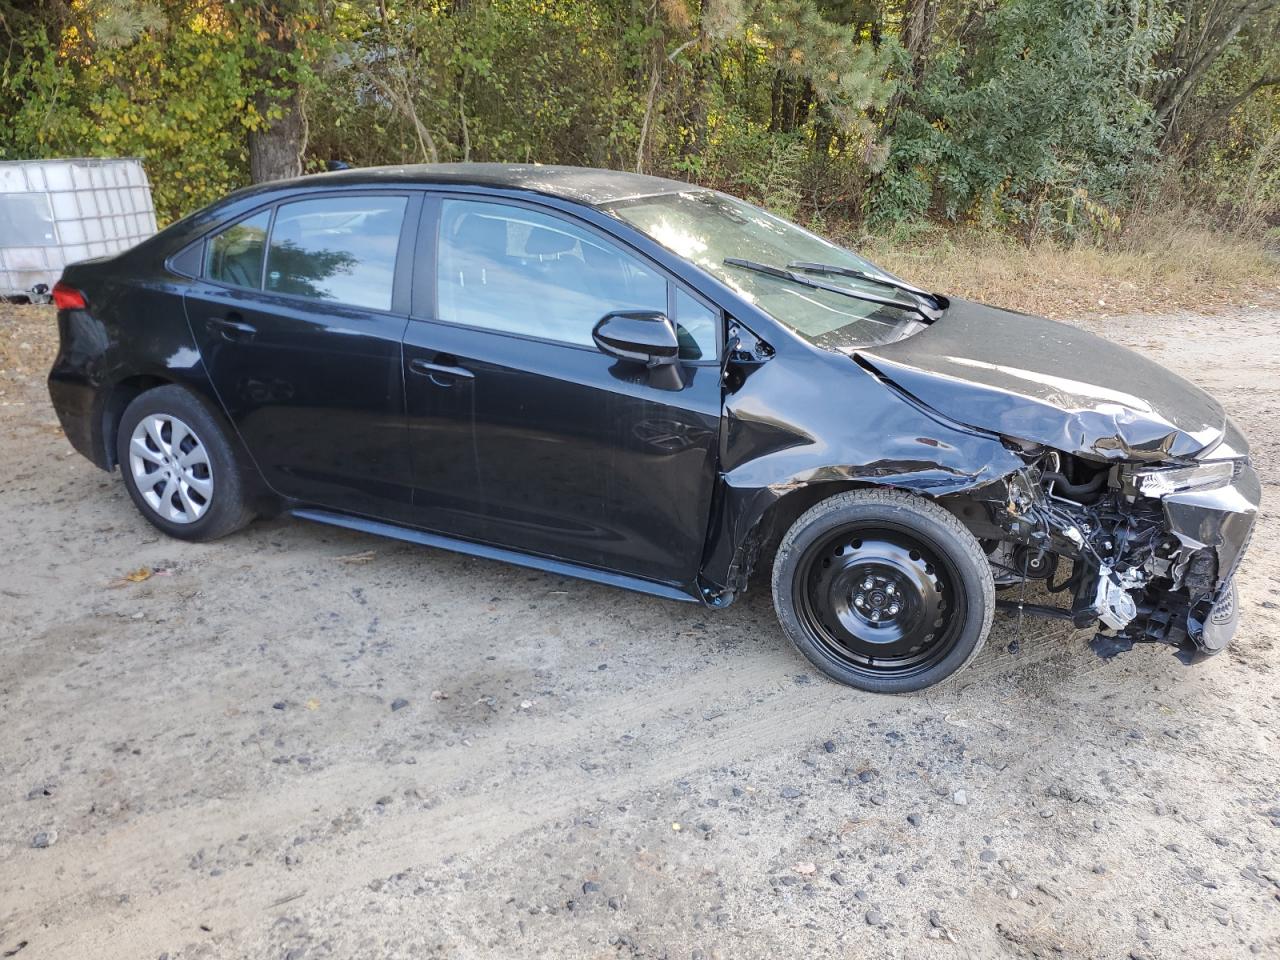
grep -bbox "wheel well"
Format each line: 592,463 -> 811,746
101,375 -> 172,469
727,481 -> 997,599
737,480 -> 876,590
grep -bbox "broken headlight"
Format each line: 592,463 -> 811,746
1131,460 -> 1236,498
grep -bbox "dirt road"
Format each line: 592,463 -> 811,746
2,303 -> 1278,959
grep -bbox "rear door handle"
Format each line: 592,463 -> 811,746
207,315 -> 257,342
409,357 -> 474,384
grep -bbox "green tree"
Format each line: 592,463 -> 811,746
2,0 -> 1276,234
870,0 -> 1176,237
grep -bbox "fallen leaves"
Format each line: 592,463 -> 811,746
333,550 -> 376,564
108,566 -> 152,587
108,565 -> 174,587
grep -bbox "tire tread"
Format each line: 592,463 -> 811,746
771,488 -> 994,692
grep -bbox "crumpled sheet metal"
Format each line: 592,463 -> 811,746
700,349 -> 1027,594
858,298 -> 1226,463
1162,460 -> 1261,587
862,357 -> 1222,462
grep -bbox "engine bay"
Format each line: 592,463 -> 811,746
950,448 -> 1243,656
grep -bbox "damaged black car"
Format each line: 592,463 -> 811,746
47,164 -> 1259,692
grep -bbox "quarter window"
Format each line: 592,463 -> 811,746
675,287 -> 719,361
264,195 -> 407,310
437,199 -> 667,347
205,210 -> 270,289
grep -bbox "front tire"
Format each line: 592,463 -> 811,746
771,489 -> 994,693
115,384 -> 255,541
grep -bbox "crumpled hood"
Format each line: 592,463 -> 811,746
857,299 -> 1225,462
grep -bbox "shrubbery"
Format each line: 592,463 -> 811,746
1,0 -> 1275,235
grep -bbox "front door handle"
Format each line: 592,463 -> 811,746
207,315 -> 257,342
409,356 -> 475,384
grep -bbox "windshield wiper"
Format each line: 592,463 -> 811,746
723,257 -> 941,323
787,260 -> 943,313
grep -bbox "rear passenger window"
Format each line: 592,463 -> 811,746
265,195 -> 407,311
206,210 -> 270,289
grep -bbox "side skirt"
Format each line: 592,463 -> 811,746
291,508 -> 703,605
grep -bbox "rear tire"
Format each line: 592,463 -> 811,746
115,385 -> 255,542
771,488 -> 994,693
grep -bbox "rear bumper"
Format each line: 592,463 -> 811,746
48,367 -> 108,469
47,305 -> 115,473
46,301 -> 115,470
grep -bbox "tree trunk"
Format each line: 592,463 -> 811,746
790,78 -> 814,133
249,92 -> 306,183
635,57 -> 661,173
246,0 -> 309,183
882,0 -> 938,134
770,74 -> 808,134
813,102 -> 836,157
769,69 -> 785,132
679,0 -> 712,160
1152,0 -> 1280,144
1182,74 -> 1280,157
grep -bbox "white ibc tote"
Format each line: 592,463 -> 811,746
0,157 -> 158,301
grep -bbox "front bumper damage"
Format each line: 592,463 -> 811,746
980,451 -> 1260,657
1159,466 -> 1258,651
842,301 -> 1257,658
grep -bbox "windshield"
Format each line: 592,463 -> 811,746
605,190 -> 927,350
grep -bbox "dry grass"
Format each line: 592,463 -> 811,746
2,219 -> 1275,372
853,217 -> 1279,321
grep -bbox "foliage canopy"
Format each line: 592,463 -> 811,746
2,0 -> 1276,234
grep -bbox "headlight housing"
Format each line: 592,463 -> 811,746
1132,460 -> 1237,498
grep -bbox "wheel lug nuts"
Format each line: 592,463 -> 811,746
854,594 -> 865,607
862,579 -> 873,590
888,604 -> 900,615
870,610 -> 880,621
885,583 -> 895,595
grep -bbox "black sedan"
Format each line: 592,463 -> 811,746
47,164 -> 1259,692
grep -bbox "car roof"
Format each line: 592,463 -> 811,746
288,163 -> 700,207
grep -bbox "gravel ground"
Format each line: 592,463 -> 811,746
1,301 -> 1278,960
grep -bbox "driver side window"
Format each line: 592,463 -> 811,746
436,199 -> 716,358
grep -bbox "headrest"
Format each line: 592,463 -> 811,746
273,216 -> 303,249
362,210 -> 403,238
451,214 -> 508,254
525,226 -> 576,256
581,240 -> 624,275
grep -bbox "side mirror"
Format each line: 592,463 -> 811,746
592,310 -> 684,390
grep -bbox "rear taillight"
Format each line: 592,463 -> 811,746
51,282 -> 86,311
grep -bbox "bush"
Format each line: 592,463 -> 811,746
868,0 -> 1174,239
2,4 -> 267,224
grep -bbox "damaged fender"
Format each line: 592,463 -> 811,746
699,343 -> 1026,599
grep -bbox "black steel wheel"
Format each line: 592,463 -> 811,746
796,525 -> 964,677
772,489 -> 994,693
